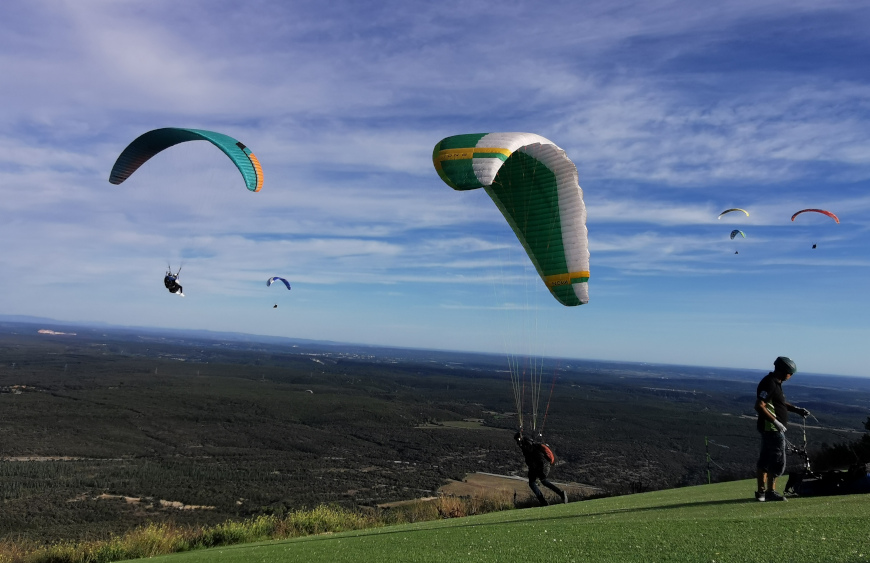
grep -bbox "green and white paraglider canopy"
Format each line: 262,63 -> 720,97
433,133 -> 589,306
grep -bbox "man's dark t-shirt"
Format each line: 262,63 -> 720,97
519,438 -> 549,470
757,372 -> 788,432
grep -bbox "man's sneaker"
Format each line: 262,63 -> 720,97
754,491 -> 766,502
765,490 -> 787,502
561,491 -> 569,504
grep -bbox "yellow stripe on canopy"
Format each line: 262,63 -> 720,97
544,271 -> 590,288
434,147 -> 512,163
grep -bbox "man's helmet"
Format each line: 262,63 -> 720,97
773,356 -> 796,375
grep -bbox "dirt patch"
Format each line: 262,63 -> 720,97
3,456 -> 85,462
158,499 -> 216,510
97,493 -> 142,505
377,472 -> 603,508
2,456 -> 125,462
439,472 -> 602,501
416,420 -> 506,431
68,493 -> 215,510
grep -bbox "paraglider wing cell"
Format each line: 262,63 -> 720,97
433,133 -> 589,306
791,209 -> 839,224
267,277 -> 291,290
109,128 -> 263,192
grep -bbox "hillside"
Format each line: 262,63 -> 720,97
2,323 -> 868,546
135,479 -> 870,563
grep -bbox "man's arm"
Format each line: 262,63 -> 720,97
756,397 -> 786,432
755,398 -> 775,421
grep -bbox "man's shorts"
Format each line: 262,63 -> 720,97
528,463 -> 551,482
757,430 -> 786,477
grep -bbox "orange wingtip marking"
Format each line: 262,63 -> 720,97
248,152 -> 264,192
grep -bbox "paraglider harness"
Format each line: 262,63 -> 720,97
539,442 -> 556,464
164,265 -> 183,295
516,431 -> 556,466
783,415 -> 870,497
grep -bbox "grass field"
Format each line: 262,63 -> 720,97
134,480 -> 870,563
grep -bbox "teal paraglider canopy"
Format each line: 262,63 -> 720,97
109,128 -> 263,192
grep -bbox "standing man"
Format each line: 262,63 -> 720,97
515,432 -> 568,506
755,356 -> 810,502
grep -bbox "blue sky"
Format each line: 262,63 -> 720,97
2,0 -> 869,376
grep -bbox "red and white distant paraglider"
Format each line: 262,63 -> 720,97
791,209 -> 839,224
791,209 -> 839,249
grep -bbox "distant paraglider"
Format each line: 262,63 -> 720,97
791,209 -> 839,224
791,209 -> 839,249
730,229 -> 745,254
720,210 -> 748,254
267,277 -> 291,290
109,128 -> 264,192
164,265 -> 184,297
718,208 -> 749,219
111,129 -> 263,302
267,277 -> 291,309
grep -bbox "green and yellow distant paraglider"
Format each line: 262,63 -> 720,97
718,208 -> 749,219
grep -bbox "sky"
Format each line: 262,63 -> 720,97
2,0 -> 870,376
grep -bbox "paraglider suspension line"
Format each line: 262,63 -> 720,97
538,362 -> 559,435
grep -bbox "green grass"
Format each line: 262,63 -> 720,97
135,480 -> 869,563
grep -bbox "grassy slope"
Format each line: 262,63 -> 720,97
137,480 -> 869,563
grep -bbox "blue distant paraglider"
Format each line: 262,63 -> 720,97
267,277 -> 291,308
267,277 -> 291,290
